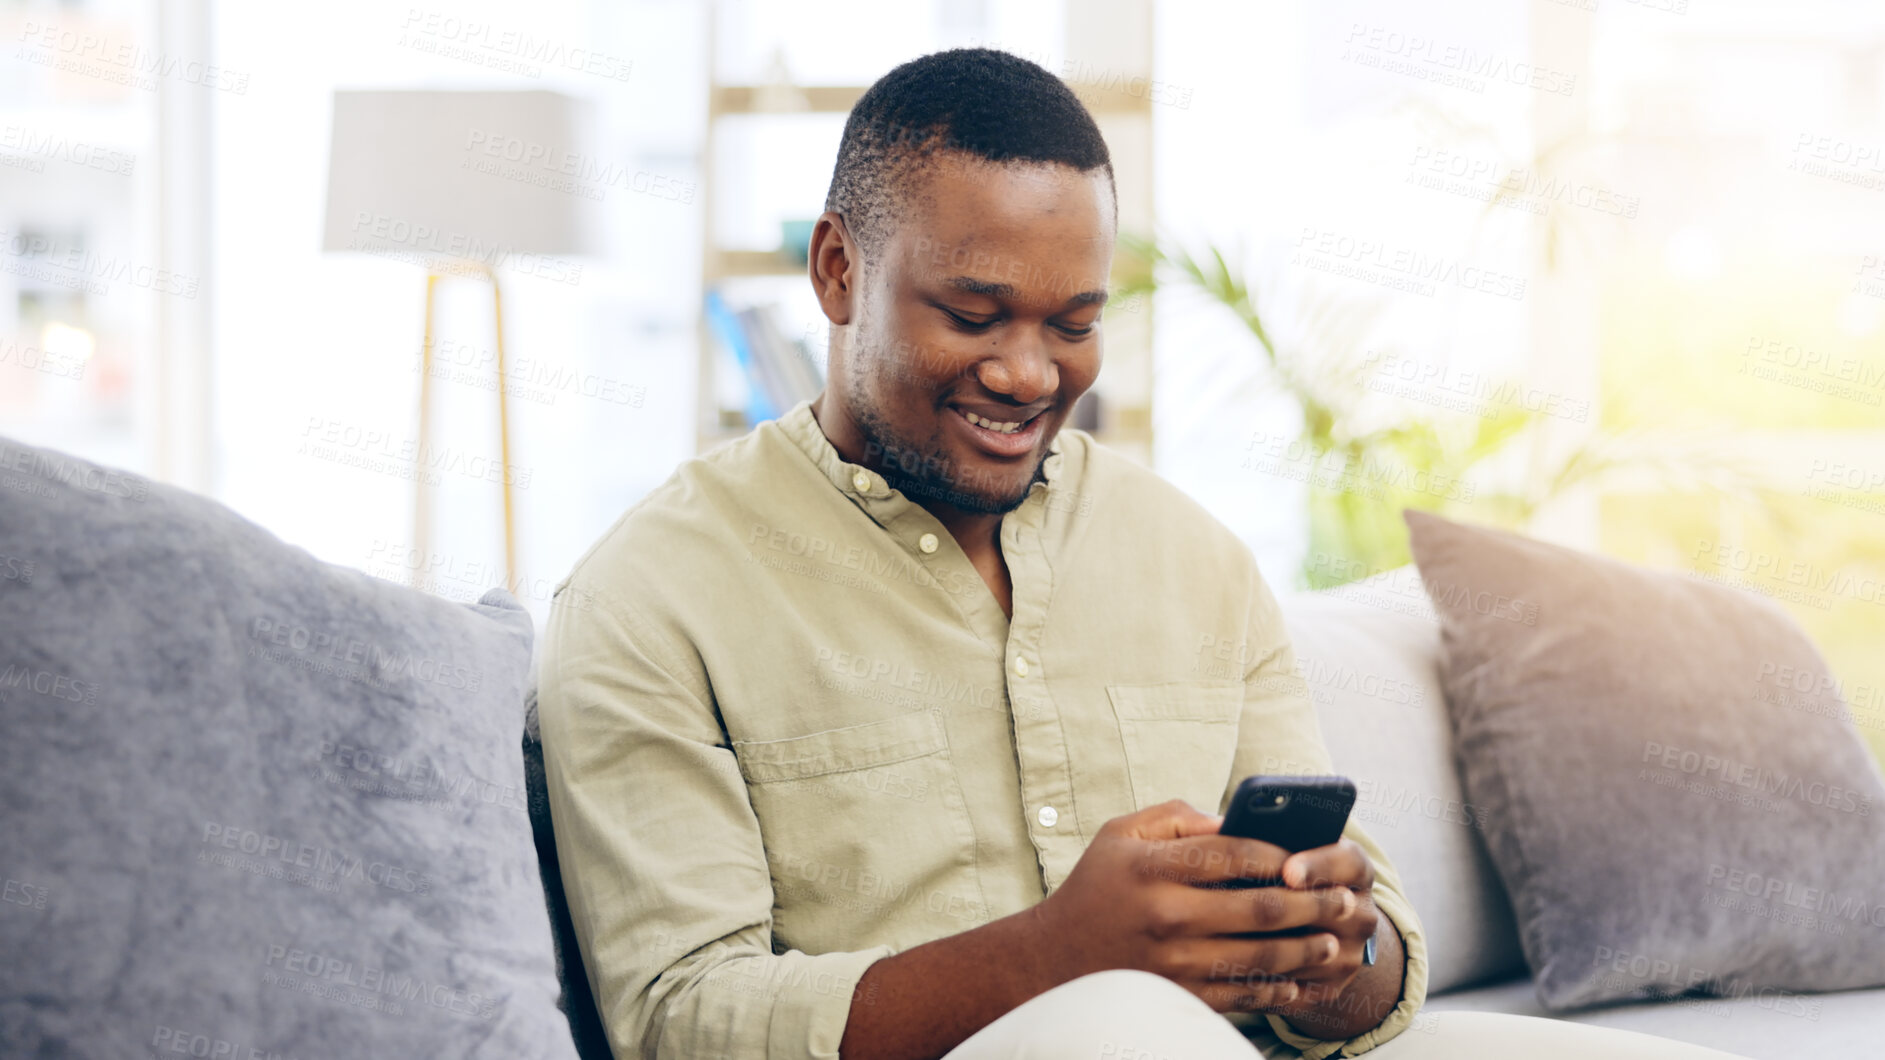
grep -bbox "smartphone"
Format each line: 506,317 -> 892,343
1208,775 -> 1357,889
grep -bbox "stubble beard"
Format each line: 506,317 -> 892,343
848,384 -> 1046,516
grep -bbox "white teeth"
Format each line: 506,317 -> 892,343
963,411 -> 1024,434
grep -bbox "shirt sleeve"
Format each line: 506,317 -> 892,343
536,581 -> 894,1060
1220,571 -> 1431,1059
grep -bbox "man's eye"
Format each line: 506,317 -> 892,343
943,310 -> 995,332
1055,323 -> 1096,338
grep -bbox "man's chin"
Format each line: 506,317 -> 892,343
951,488 -> 1034,516
848,402 -> 1046,515
888,474 -> 1032,515
881,458 -> 1040,515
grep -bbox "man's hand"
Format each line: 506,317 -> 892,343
1255,838 -> 1381,1011
839,799 -> 1406,1059
1029,799 -> 1375,1014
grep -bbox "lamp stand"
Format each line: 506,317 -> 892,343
414,262 -> 518,596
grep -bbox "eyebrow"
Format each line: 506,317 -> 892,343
942,274 -> 1110,308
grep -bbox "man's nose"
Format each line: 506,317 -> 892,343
974,337 -> 1057,405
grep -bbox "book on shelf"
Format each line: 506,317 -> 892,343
704,287 -> 825,427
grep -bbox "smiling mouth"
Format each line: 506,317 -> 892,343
948,404 -> 1050,459
956,409 -> 1037,435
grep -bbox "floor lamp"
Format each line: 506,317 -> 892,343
415,263 -> 516,587
320,89 -> 593,594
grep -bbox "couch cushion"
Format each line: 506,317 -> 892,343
522,692 -> 613,1060
1405,510 -> 1885,1011
1280,580 -> 1526,994
1426,974 -> 1885,1059
0,437 -> 577,1058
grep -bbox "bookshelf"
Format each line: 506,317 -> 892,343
695,1 -> 1158,465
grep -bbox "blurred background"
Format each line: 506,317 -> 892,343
2,0 -> 1881,761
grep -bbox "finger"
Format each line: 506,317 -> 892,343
1258,926 -> 1368,987
1281,837 -> 1374,891
1192,932 -> 1344,981
1247,885 -> 1366,935
1142,834 -> 1291,884
1122,799 -> 1226,841
1192,976 -> 1301,1014
1152,884 -> 1347,937
1275,885 -> 1380,941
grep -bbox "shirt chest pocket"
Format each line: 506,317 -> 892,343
736,708 -> 949,785
1106,682 -> 1245,815
733,709 -> 985,951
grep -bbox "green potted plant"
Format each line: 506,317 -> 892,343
1117,234 -> 1761,589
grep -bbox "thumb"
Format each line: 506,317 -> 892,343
1126,799 -> 1224,840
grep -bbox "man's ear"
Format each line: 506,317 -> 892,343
808,211 -> 856,326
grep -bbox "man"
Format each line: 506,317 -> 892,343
538,48 -> 1741,1060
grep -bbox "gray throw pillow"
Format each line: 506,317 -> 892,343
1405,509 -> 1885,1011
0,436 -> 577,1058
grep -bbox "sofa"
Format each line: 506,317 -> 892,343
3,433 -> 1877,1057
1280,583 -> 1885,1057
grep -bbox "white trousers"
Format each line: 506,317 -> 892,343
940,970 -> 1753,1060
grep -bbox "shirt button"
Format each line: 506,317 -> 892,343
852,470 -> 872,493
1037,805 -> 1058,828
918,532 -> 939,554
1013,656 -> 1029,678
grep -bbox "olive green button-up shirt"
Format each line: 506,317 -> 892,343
537,399 -> 1429,1060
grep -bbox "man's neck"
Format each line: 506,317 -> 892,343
925,497 -> 1004,559
810,393 -> 1010,563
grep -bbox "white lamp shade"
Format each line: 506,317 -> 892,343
321,89 -> 598,261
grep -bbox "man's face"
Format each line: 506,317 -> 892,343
840,155 -> 1114,515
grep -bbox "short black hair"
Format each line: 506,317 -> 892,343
824,47 -> 1116,267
